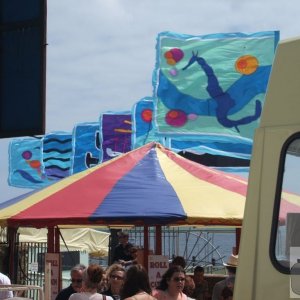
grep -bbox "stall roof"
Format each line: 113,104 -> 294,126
0,142 -> 248,228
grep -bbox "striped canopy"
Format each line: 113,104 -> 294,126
0,143 -> 248,228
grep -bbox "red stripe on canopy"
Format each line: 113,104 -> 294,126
9,143 -> 153,226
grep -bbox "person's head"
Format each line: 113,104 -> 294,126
121,264 -> 151,299
157,265 -> 186,293
117,231 -> 129,245
82,264 -> 104,291
70,264 -> 86,292
223,254 -> 238,275
193,266 -> 205,284
98,272 -> 108,292
227,276 -> 235,289
129,246 -> 138,259
106,263 -> 126,294
170,256 -> 186,269
226,266 -> 237,275
183,275 -> 195,297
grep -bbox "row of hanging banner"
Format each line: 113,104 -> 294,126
8,30 -> 280,189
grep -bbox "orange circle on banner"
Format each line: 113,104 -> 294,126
235,55 -> 259,75
164,52 -> 173,59
169,110 -> 179,118
141,109 -> 153,122
167,58 -> 176,65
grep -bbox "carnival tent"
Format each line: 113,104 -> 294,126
0,142 -> 248,228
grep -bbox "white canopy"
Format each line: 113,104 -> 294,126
17,227 -> 109,255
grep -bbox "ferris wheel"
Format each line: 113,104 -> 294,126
161,227 -> 230,274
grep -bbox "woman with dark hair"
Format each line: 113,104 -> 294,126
121,264 -> 155,300
69,264 -> 113,300
152,266 -> 187,300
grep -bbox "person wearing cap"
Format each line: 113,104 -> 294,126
211,254 -> 238,300
112,231 -> 134,265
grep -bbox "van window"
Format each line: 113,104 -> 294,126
273,136 -> 300,273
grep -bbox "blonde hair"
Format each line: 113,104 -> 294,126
106,263 -> 125,278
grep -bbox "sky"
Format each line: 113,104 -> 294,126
1,0 -> 300,203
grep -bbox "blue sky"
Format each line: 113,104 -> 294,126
1,0 -> 300,203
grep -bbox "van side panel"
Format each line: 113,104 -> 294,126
234,37 -> 300,299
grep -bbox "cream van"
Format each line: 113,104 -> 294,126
234,37 -> 300,299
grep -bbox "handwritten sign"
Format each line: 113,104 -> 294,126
45,253 -> 61,300
148,255 -> 169,289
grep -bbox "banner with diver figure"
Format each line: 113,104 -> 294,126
152,31 -> 279,142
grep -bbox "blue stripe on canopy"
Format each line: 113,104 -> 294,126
90,148 -> 186,223
0,189 -> 38,210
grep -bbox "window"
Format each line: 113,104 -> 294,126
271,134 -> 300,273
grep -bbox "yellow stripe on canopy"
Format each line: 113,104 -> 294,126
0,166 -> 100,226
282,191 -> 300,206
157,149 -> 245,225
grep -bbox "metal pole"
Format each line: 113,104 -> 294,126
47,227 -> 54,253
143,226 -> 149,271
155,225 -> 162,255
235,227 -> 241,254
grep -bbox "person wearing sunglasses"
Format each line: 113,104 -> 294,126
55,264 -> 86,300
102,264 -> 125,300
69,264 -> 113,300
152,266 -> 188,300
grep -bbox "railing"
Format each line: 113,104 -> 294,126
127,226 -> 233,272
0,284 -> 44,300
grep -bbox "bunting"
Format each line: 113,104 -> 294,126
99,112 -> 132,162
131,97 -> 157,149
41,132 -> 73,180
8,138 -> 51,188
71,122 -> 101,173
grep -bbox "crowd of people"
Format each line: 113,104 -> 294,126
0,230 -> 236,300
54,231 -> 237,300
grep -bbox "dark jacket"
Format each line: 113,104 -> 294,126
55,285 -> 76,300
112,242 -> 133,262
